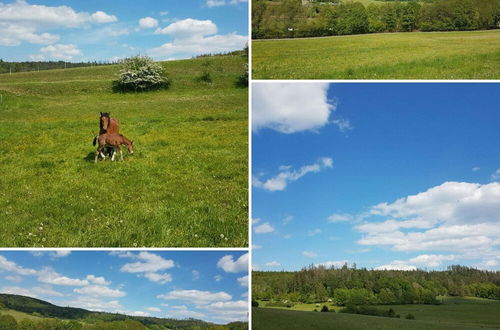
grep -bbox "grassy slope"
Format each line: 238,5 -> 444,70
252,30 -> 500,79
0,55 -> 248,247
253,297 -> 500,330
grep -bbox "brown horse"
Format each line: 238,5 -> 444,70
94,133 -> 134,163
93,112 -> 120,157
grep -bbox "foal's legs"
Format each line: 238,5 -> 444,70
119,145 -> 123,161
111,147 -> 116,161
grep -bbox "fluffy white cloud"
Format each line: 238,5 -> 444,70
37,267 -> 88,286
148,18 -> 247,60
302,251 -> 317,258
120,252 -> 175,273
167,305 -> 206,319
74,285 -> 126,298
5,275 -> 22,283
144,272 -> 172,284
65,296 -> 122,312
491,169 -> 500,181
139,17 -> 158,29
199,300 -> 248,322
265,261 -> 280,267
0,255 -> 37,276
252,83 -> 334,134
85,275 -> 110,286
158,289 -> 232,304
327,213 -> 354,223
237,275 -> 248,287
254,222 -> 274,234
206,0 -> 248,7
155,18 -> 217,38
31,43 -> 82,61
375,264 -> 417,271
356,182 -> 500,266
1,285 -> 64,297
253,158 -> 333,192
214,275 -> 223,282
51,250 -> 71,258
146,307 -> 161,312
217,253 -> 248,273
0,1 -> 116,46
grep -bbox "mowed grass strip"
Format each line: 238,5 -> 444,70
253,297 -> 500,330
252,30 -> 500,79
0,55 -> 248,247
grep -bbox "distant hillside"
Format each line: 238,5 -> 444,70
0,294 -> 247,329
0,59 -> 111,74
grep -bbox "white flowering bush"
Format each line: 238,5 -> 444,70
115,56 -> 169,92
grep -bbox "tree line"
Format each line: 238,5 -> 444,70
0,59 -> 113,74
252,0 -> 500,39
253,265 -> 500,306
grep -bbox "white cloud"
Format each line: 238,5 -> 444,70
199,300 -> 248,322
5,275 -> 22,283
472,167 -> 480,172
0,1 -> 116,46
252,83 -> 334,134
206,0 -> 226,7
282,216 -> 294,225
31,44 -> 82,61
146,307 -> 161,312
375,264 -> 417,271
265,261 -> 280,267
252,218 -> 261,225
237,275 -> 248,287
357,182 -> 500,256
491,169 -> 500,181
192,270 -> 200,281
120,252 -> 175,273
167,305 -> 206,319
407,254 -> 456,267
253,158 -> 333,192
37,267 -> 88,286
65,296 -> 122,312
302,251 -> 317,258
332,118 -> 353,132
252,244 -> 262,250
74,285 -> 125,298
158,289 -> 232,304
0,255 -> 37,276
139,17 -> 158,29
254,222 -> 274,234
85,275 -> 111,286
90,11 -> 117,23
1,285 -> 63,297
327,213 -> 353,223
214,275 -> 223,282
217,253 -> 248,273
148,18 -> 247,60
307,229 -> 321,236
145,272 -> 173,284
51,250 -> 71,258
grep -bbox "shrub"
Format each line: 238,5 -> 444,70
405,313 -> 416,320
251,300 -> 259,308
320,305 -> 329,312
197,60 -> 212,83
114,56 -> 168,92
235,63 -> 248,88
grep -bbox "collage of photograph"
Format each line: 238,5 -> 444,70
0,0 -> 499,329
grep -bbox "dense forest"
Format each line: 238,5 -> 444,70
253,265 -> 500,306
252,0 -> 500,39
0,60 -> 112,74
0,294 -> 247,330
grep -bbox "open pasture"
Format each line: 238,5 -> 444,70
252,30 -> 500,79
0,55 -> 248,247
253,297 -> 500,330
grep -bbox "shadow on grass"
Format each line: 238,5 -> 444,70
83,152 -> 96,162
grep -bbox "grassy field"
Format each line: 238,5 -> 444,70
0,55 -> 248,247
252,30 -> 500,79
253,297 -> 500,330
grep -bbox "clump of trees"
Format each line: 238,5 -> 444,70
253,264 -> 500,306
114,56 -> 169,92
252,0 -> 500,39
340,305 -> 400,318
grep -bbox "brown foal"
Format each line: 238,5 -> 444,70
94,133 -> 134,163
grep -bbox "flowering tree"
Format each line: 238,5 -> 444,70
115,56 -> 169,92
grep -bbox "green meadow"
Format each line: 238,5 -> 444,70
252,30 -> 500,79
253,297 -> 500,330
0,55 -> 248,247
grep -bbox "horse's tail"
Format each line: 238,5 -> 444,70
92,136 -> 97,146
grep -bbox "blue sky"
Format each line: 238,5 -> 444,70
252,82 -> 500,272
0,0 -> 248,62
0,250 -> 248,324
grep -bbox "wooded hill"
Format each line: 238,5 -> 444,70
0,294 -> 247,330
253,265 -> 500,306
252,0 -> 500,39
